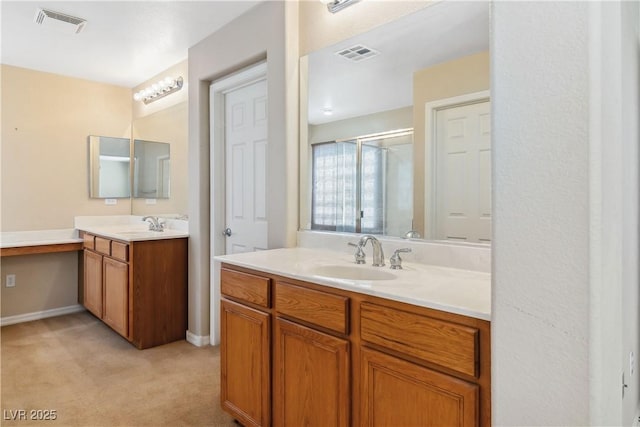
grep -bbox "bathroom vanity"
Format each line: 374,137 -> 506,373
79,225 -> 188,349
217,248 -> 491,427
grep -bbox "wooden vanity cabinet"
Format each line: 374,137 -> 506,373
221,299 -> 270,427
102,256 -> 129,338
220,268 -> 272,427
219,263 -> 491,427
81,233 -> 187,349
360,348 -> 478,426
274,282 -> 350,427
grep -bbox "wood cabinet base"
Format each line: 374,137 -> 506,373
220,263 -> 490,427
82,234 -> 187,349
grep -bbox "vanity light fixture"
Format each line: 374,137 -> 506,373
133,76 -> 183,104
320,0 -> 361,14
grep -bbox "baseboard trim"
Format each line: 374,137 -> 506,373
0,304 -> 86,327
186,331 -> 210,347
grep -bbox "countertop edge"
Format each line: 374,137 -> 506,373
216,253 -> 491,322
77,227 -> 189,242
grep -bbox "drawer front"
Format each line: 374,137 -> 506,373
83,233 -> 95,250
111,241 -> 129,262
221,268 -> 271,308
94,237 -> 111,256
275,282 -> 349,335
360,302 -> 479,377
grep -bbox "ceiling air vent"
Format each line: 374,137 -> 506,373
34,8 -> 87,35
335,45 -> 379,63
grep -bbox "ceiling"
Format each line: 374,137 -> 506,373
307,1 -> 490,125
1,1 -> 261,88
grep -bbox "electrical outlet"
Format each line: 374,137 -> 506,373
6,274 -> 16,288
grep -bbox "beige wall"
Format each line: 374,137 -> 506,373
299,0 -> 432,55
308,106 -> 413,144
1,252 -> 79,318
1,65 -> 132,231
1,64 -> 131,320
132,101 -> 188,216
132,60 -> 188,217
413,51 -> 490,235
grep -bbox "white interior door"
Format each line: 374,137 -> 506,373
435,100 -> 491,243
224,79 -> 268,253
210,62 -> 267,347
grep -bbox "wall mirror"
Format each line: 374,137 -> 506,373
88,135 -> 131,198
133,139 -> 170,199
300,1 -> 491,243
131,101 -> 188,216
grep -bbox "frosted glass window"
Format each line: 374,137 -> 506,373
311,141 -> 357,231
310,129 -> 412,236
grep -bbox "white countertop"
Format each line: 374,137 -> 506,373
77,224 -> 189,242
1,229 -> 82,248
215,247 -> 491,321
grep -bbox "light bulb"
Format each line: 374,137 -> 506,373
151,83 -> 160,93
164,77 -> 174,87
133,92 -> 142,101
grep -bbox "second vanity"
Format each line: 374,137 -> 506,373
216,245 -> 491,427
77,218 -> 189,349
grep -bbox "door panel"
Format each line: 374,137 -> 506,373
221,300 -> 270,427
435,101 -> 491,243
225,79 -> 268,254
83,250 -> 103,318
274,318 -> 350,427
361,348 -> 479,427
102,257 -> 128,338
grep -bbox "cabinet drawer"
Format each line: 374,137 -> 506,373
360,302 -> 479,377
94,237 -> 111,256
276,282 -> 349,335
83,233 -> 95,250
221,268 -> 270,308
111,241 -> 129,262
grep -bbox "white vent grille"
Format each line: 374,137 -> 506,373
335,45 -> 379,62
34,8 -> 86,34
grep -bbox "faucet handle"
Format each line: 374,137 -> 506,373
348,242 -> 366,264
390,248 -> 412,270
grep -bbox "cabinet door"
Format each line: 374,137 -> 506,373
221,299 -> 270,427
361,348 -> 479,427
274,318 -> 349,427
83,250 -> 103,318
102,257 -> 129,338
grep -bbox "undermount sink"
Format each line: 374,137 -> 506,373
309,264 -> 397,281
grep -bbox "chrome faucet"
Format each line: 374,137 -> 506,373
358,235 -> 385,267
390,248 -> 412,270
142,216 -> 164,232
348,242 -> 366,264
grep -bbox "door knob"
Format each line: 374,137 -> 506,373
222,228 -> 232,237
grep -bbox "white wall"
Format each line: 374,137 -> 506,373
492,1 -> 640,424
620,0 -> 640,422
187,1 -> 298,340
